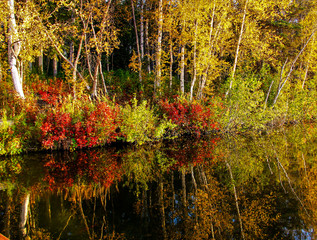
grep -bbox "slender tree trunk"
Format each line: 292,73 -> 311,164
181,168 -> 186,207
100,61 -> 108,95
140,0 -> 144,59
145,19 -> 151,73
131,0 -> 142,82
39,49 -> 43,73
180,45 -> 185,94
8,0 -> 24,99
53,55 -> 58,77
72,33 -> 85,97
198,12 -> 214,99
107,56 -> 110,72
70,42 -> 74,64
226,0 -> 248,98
273,28 -> 317,106
19,193 -> 30,238
0,62 -> 2,81
91,56 -> 101,98
190,20 -> 198,101
191,165 -> 197,192
302,35 -> 314,89
155,0 -> 163,94
169,39 -> 173,90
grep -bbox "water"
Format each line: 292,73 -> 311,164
1,123 -> 316,239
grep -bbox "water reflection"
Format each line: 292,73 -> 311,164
0,124 -> 316,239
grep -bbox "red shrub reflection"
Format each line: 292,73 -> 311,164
43,150 -> 122,191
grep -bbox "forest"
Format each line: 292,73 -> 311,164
0,0 -> 317,154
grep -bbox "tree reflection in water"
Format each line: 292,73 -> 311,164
0,124 -> 317,239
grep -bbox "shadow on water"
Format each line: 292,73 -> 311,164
1,123 -> 317,239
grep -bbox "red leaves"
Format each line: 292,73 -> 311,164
33,79 -> 70,106
159,98 -> 219,135
40,102 -> 121,150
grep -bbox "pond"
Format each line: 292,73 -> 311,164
1,123 -> 316,239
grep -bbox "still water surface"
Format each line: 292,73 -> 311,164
1,124 -> 316,239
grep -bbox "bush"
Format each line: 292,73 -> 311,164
159,97 -> 220,136
0,111 -> 23,155
40,100 -> 121,150
120,98 -> 175,145
223,75 -> 269,131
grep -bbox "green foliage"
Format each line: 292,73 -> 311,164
287,79 -> 317,121
120,98 -> 175,145
0,110 -> 23,155
223,75 -> 272,131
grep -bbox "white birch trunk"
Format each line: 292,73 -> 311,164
8,0 -> 25,99
145,19 -> 151,73
169,39 -> 173,89
140,0 -> 144,59
180,45 -> 185,94
155,0 -> 163,92
131,0 -> 142,82
190,20 -> 198,101
225,0 -> 248,98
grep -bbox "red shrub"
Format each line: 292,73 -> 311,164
159,98 -> 219,135
40,102 -> 121,150
31,78 -> 70,106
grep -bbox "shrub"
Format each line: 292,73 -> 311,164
0,111 -> 23,155
120,98 -> 175,145
40,100 -> 121,150
159,97 -> 220,136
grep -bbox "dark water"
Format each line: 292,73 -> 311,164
1,124 -> 316,239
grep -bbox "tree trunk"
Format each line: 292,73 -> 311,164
226,0 -> 248,98
0,62 -> 2,81
169,39 -> 173,90
145,19 -> 151,73
72,33 -> 85,98
190,20 -> 198,101
180,45 -> 185,94
155,0 -> 163,94
53,55 -> 58,77
8,0 -> 25,99
131,0 -> 142,82
140,0 -> 144,59
38,49 -> 43,73
91,57 -> 100,97
70,42 -> 74,64
273,28 -> 317,106
100,61 -> 108,95
181,168 -> 186,207
198,1 -> 216,99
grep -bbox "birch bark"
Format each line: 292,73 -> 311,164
7,0 -> 25,98
226,0 -> 248,98
155,0 -> 163,93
